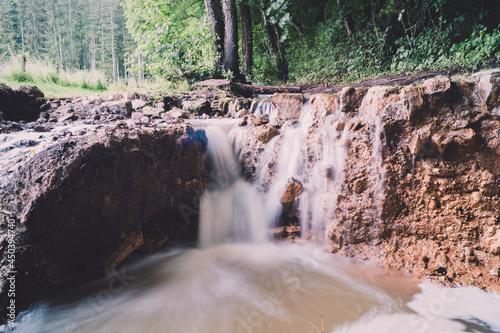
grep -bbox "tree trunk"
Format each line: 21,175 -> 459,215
222,0 -> 241,80
204,0 -> 225,78
239,0 -> 253,80
111,4 -> 116,83
58,34 -> 63,72
260,0 -> 288,81
90,36 -> 96,72
68,0 -> 75,64
20,17 -> 25,51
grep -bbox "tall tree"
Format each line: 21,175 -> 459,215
239,0 -> 253,79
0,0 -> 20,55
204,0 -> 225,78
222,0 -> 240,78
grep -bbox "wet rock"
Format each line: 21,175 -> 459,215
256,125 -> 280,144
253,114 -> 269,126
362,86 -> 399,118
470,191 -> 482,207
272,93 -> 303,120
485,231 -> 500,254
280,178 -> 303,212
59,114 -> 79,122
428,198 -> 439,210
39,111 -> 50,120
333,120 -> 345,132
237,70 -> 500,291
228,98 -> 250,117
269,117 -> 280,127
408,125 -> 436,157
236,109 -> 251,118
219,97 -> 234,115
310,93 -> 339,116
339,87 -> 367,113
480,119 -> 500,152
33,125 -> 51,132
40,101 -> 51,112
123,101 -> 134,116
238,116 -> 248,127
183,99 -> 211,115
55,105 -> 74,115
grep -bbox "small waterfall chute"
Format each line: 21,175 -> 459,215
199,125 -> 268,248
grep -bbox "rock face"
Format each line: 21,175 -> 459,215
0,96 -> 208,320
272,93 -> 303,120
235,69 -> 500,292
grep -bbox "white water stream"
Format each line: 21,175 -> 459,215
8,102 -> 500,333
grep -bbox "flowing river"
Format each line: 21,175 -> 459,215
9,102 -> 500,333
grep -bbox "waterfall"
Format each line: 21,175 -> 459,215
9,96 -> 500,333
198,125 -> 268,248
229,91 -> 394,244
236,97 -> 350,243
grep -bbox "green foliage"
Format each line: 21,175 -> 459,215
448,25 -> 500,69
252,23 -> 282,85
265,0 -> 292,42
285,3 -> 500,85
10,70 -> 34,83
287,13 -> 388,85
47,72 -> 60,84
124,0 -> 213,81
2,0 -> 499,87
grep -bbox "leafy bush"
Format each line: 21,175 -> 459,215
10,70 -> 33,83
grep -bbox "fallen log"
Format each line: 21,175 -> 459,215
230,82 -> 302,97
194,79 -> 302,97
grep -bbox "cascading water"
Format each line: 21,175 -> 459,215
198,124 -> 268,247
233,97 -> 351,242
8,103 -> 500,333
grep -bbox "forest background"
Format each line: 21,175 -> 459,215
0,0 -> 499,96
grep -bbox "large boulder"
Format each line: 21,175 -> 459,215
0,122 -> 208,321
0,84 -> 46,121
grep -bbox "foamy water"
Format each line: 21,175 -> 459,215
10,243 -> 500,333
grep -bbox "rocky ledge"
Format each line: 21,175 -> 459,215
234,69 -> 500,292
0,88 -> 208,320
